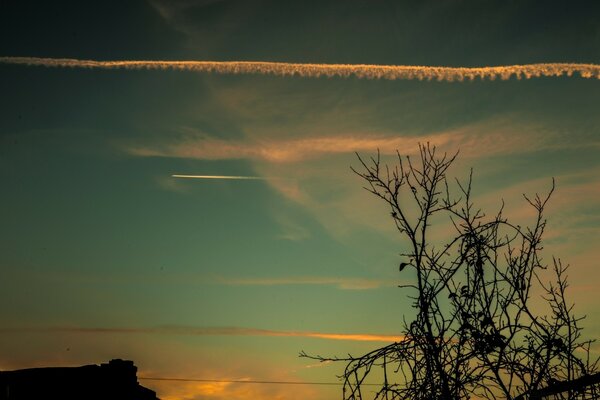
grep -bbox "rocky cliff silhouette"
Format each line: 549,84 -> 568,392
0,359 -> 158,400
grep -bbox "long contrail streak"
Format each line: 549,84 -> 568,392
1,56 -> 599,81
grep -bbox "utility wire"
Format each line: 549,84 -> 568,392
139,376 -> 380,386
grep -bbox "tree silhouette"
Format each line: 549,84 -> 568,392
302,144 -> 598,400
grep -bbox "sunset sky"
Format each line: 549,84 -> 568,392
1,1 -> 599,399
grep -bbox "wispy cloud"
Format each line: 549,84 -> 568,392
142,366 -> 324,400
144,119 -> 546,241
172,174 -> 271,180
273,212 -> 312,241
0,326 -> 403,342
2,57 -> 599,81
218,276 -> 396,290
146,377 -> 321,400
131,135 -> 426,163
128,123 -> 548,164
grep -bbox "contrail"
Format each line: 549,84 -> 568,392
1,56 -> 600,81
172,174 -> 269,180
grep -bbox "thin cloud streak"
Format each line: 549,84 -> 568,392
2,57 -> 600,81
172,174 -> 270,180
219,276 -> 395,290
0,326 -> 403,342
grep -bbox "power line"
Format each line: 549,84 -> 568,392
139,376 -> 380,386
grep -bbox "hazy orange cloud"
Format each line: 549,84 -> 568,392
142,374 -> 326,400
128,123 -> 546,164
158,380 -> 232,400
129,135 -> 426,163
137,355 -> 333,400
0,326 -> 403,342
2,57 -> 599,81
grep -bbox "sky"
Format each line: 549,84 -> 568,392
0,1 -> 599,399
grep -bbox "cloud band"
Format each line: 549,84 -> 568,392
172,174 -> 269,180
0,326 -> 402,342
1,57 -> 599,81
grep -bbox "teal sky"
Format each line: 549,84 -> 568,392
1,1 -> 599,399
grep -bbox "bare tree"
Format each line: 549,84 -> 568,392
301,144 -> 597,400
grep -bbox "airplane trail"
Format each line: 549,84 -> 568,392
1,56 -> 600,81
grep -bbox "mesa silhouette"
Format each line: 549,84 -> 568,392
0,359 -> 158,400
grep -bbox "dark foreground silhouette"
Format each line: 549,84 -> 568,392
0,359 -> 158,400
